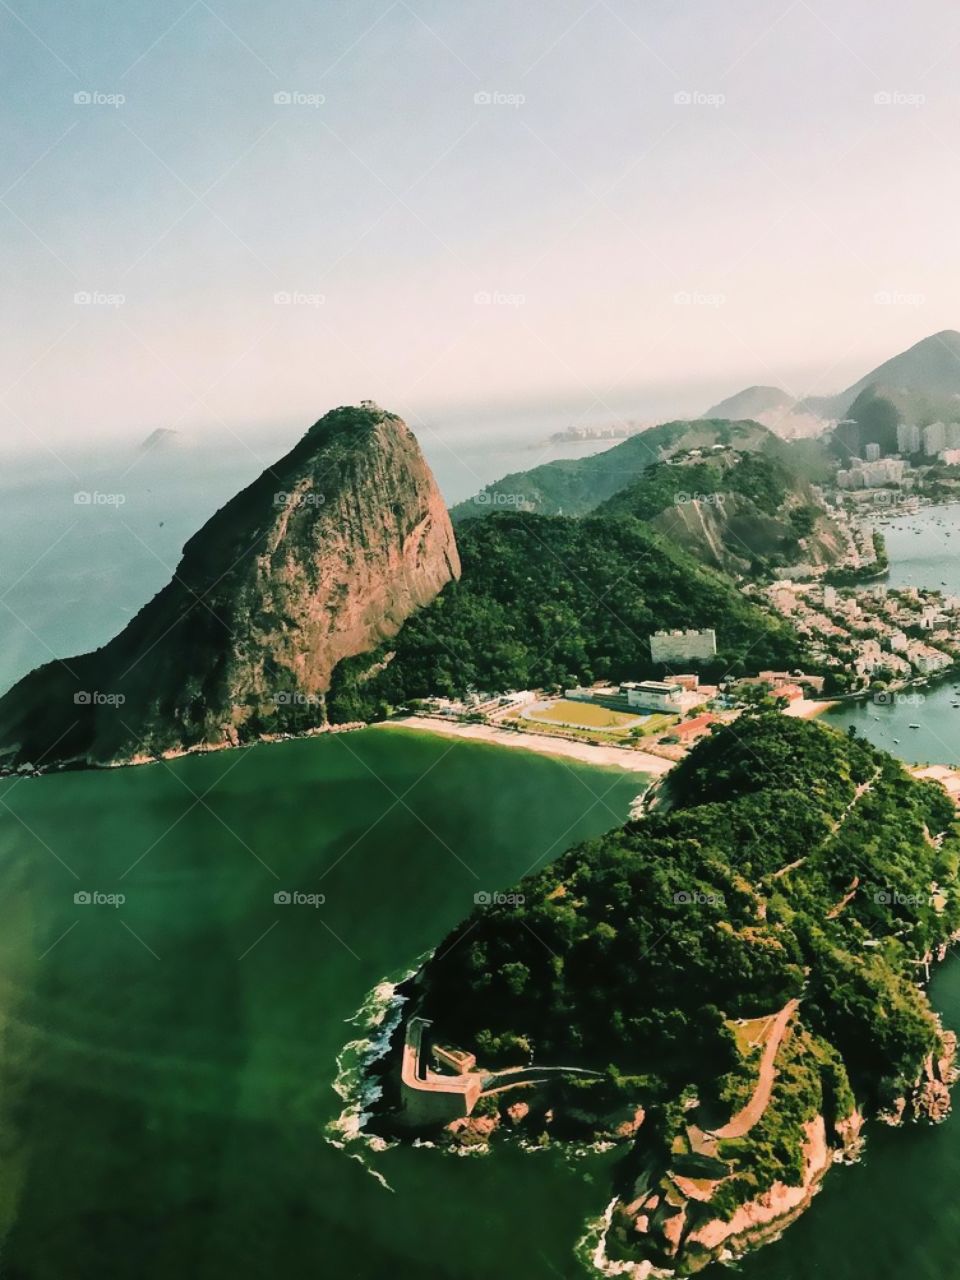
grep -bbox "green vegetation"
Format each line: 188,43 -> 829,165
327,513 -> 801,721
413,713 -> 960,1211
596,453 -> 791,522
448,419 -> 828,523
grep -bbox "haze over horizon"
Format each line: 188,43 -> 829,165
6,0 -> 960,454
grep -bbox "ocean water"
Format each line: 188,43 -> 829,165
0,727 -> 643,1279
3,461 -> 960,1278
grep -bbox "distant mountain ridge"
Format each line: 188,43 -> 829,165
449,419 -> 790,524
710,331 -> 960,434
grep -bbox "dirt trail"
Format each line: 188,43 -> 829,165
707,998 -> 799,1139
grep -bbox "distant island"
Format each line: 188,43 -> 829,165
370,712 -> 960,1274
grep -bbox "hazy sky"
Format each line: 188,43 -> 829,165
5,0 -> 960,452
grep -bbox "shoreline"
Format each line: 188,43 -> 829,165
376,717 -> 674,775
783,697 -> 837,720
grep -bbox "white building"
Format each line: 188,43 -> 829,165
649,628 -> 717,664
924,421 -> 947,456
897,422 -> 921,453
621,680 -> 685,712
865,442 -> 881,461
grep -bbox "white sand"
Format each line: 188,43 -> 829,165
377,717 -> 674,775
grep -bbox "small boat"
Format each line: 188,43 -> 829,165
909,723 -> 921,729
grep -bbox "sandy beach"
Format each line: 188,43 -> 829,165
784,698 -> 837,720
377,717 -> 675,775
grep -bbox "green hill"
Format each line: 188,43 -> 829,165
326,513 -> 801,721
596,451 -> 844,577
406,711 -> 960,1272
449,419 -> 783,523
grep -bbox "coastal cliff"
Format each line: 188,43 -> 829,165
0,405 -> 459,771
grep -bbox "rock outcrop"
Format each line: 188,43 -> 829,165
0,405 -> 459,770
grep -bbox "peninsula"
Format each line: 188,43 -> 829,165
381,712 -> 960,1274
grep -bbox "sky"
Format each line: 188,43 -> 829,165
5,0 -> 960,456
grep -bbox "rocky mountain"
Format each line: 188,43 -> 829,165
596,449 -> 844,577
138,427 -> 185,452
826,329 -> 960,418
0,405 -> 459,771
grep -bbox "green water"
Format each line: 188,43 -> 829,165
6,498 -> 960,1280
0,727 -> 643,1279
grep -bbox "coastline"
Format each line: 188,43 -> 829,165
375,717 -> 674,775
783,697 -> 837,720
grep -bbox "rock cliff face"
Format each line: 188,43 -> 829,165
0,405 -> 459,771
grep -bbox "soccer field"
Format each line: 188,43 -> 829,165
525,699 -> 643,730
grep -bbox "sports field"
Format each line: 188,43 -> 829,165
525,698 -> 644,729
